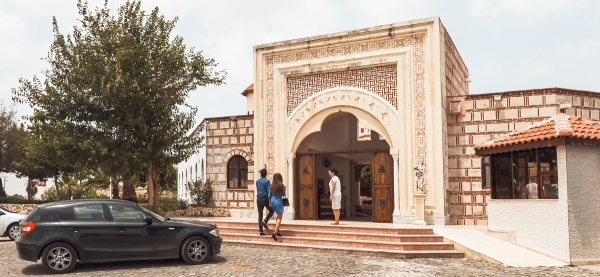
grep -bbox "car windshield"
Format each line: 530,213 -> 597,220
0,206 -> 16,213
140,206 -> 166,221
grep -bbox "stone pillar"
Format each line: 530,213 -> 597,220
413,192 -> 427,226
284,157 -> 295,220
392,154 -> 400,218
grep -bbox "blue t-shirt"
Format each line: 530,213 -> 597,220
256,177 -> 270,197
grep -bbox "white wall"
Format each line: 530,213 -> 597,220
487,145 -> 570,261
566,143 -> 600,264
177,123 -> 207,202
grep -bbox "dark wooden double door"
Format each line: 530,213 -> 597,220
295,152 -> 394,222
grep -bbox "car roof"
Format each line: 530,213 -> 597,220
37,199 -> 138,209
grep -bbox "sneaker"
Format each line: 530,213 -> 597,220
271,233 -> 278,241
259,232 -> 266,236
262,222 -> 269,230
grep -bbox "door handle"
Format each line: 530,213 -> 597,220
169,228 -> 174,230
68,228 -> 81,232
115,227 -> 125,232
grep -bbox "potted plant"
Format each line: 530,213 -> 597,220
186,179 -> 213,207
360,166 -> 372,197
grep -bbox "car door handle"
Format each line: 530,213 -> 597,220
68,228 -> 81,232
115,227 -> 125,232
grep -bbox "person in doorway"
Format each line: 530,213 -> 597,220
525,175 -> 539,199
268,173 -> 286,241
256,168 -> 274,235
328,167 -> 342,225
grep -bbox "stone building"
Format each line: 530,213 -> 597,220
177,17 -> 600,233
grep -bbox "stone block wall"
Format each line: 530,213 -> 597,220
446,88 -> 600,225
205,115 -> 255,211
0,204 -> 36,214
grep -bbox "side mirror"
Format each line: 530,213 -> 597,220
143,216 -> 153,225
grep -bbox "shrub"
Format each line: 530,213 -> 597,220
159,196 -> 189,212
186,179 -> 213,205
0,197 -> 47,204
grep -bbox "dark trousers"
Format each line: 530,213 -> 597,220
257,196 -> 274,232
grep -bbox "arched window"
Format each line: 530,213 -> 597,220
227,155 -> 248,189
195,163 -> 198,181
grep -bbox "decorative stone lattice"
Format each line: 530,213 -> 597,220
286,64 -> 398,116
264,34 -> 427,177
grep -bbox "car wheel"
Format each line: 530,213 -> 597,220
41,242 -> 77,274
7,223 -> 20,241
180,236 -> 211,265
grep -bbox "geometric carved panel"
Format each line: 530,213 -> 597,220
286,65 -> 397,115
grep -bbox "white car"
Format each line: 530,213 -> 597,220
0,206 -> 27,240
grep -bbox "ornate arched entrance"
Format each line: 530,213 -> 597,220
286,88 -> 401,223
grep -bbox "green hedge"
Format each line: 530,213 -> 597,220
0,197 -> 48,204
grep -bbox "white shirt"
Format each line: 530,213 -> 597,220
329,176 -> 342,196
526,183 -> 539,199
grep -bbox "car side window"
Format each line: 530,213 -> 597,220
108,204 -> 146,222
73,204 -> 105,221
56,207 -> 76,221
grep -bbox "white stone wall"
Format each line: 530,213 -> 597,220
487,145 -> 570,261
177,122 -> 207,202
566,143 -> 600,264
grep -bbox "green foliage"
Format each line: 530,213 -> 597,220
186,179 -> 213,205
0,197 -> 46,204
0,102 -> 27,197
12,0 -> 225,210
360,166 -> 372,189
158,195 -> 189,212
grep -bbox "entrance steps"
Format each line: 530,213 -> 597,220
208,221 -> 464,259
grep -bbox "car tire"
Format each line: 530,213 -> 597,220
41,242 -> 77,274
7,223 -> 20,241
180,236 -> 211,265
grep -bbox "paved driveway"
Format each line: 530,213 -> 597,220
1,238 -> 598,276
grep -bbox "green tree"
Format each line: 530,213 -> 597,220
0,102 -> 26,197
13,0 -> 224,209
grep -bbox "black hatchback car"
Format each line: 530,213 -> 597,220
16,199 -> 222,274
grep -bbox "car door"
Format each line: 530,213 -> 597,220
0,209 -> 5,234
107,203 -> 167,259
57,204 -> 115,261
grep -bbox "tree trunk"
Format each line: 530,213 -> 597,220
122,182 -> 137,203
54,175 -> 61,200
0,177 -> 6,197
147,162 -> 159,210
111,177 -> 121,199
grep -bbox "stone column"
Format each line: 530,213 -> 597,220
284,157 -> 295,220
392,154 -> 401,218
413,192 -> 427,226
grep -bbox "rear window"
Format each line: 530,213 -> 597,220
23,207 -> 55,223
55,207 -> 75,221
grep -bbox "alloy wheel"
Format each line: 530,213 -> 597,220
46,246 -> 73,271
8,225 -> 20,240
186,240 -> 208,261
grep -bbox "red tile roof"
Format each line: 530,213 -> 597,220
475,114 -> 600,150
241,84 -> 253,96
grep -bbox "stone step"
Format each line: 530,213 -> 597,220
223,240 -> 465,259
219,227 -> 444,242
209,222 -> 434,235
220,233 -> 455,251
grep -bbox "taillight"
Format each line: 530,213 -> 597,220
21,221 -> 35,236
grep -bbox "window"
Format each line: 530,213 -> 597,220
228,155 -> 248,189
73,204 -> 105,221
488,147 -> 558,199
55,207 -> 75,221
108,204 -> 147,222
482,156 -> 491,188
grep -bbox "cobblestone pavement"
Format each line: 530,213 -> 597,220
2,238 -> 599,276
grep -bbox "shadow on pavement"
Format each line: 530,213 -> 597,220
22,256 -> 228,275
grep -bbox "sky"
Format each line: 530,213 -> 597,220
1,0 -> 599,195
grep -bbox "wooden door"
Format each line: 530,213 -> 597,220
296,155 -> 317,220
372,152 -> 394,223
